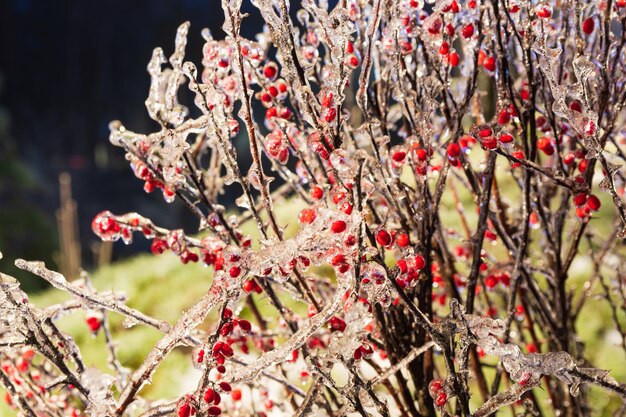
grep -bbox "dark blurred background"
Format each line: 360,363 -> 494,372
0,0 -> 265,291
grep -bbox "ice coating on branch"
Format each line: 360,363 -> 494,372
465,314 -> 579,389
82,368 -> 117,417
227,275 -> 351,383
146,22 -> 190,127
0,277 -> 29,345
535,41 -> 601,156
240,208 -> 360,280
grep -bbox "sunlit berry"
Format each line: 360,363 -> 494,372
483,56 -> 496,72
582,17 -> 595,35
461,23 -> 474,39
587,194 -> 601,211
428,379 -> 444,397
435,391 -> 448,407
299,208 -> 317,224
263,63 -> 278,81
331,220 -> 347,233
396,233 -> 409,247
376,229 -> 392,246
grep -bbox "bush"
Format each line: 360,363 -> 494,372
2,1 -> 626,416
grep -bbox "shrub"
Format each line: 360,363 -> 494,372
2,0 -> 626,416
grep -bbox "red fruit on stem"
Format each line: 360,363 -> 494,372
310,185 -> 324,200
178,404 -> 192,417
414,254 -> 426,270
435,391 -> 448,407
263,63 -> 278,80
428,379 -> 444,397
229,266 -> 241,278
204,388 -> 215,404
448,52 -> 460,67
573,193 -> 587,207
587,195 -> 601,211
86,316 -> 101,333
447,143 -> 461,158
461,23 -> 474,39
299,208 -> 317,224
396,233 -> 410,247
484,56 -> 496,72
499,133 -> 513,143
231,389 -> 242,401
331,220 -> 347,233
376,229 -> 392,246
582,17 -> 595,34
536,5 -> 552,18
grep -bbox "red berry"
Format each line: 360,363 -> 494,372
323,107 -> 337,123
448,52 -> 460,67
536,4 -> 552,18
220,322 -> 234,337
484,56 -> 496,72
331,220 -> 347,233
321,92 -> 333,108
396,233 -> 409,247
519,372 -> 533,386
482,136 -> 497,150
570,101 -> 582,113
428,379 -> 444,397
499,133 -> 513,143
435,391 -> 448,407
331,254 -> 346,266
392,150 -> 407,163
204,388 -> 215,404
231,389 -> 242,401
498,110 -> 511,124
339,202 -> 353,215
376,229 -> 392,246
263,63 -> 278,80
178,404 -> 192,417
414,254 -> 426,270
573,193 -> 588,207
582,17 -> 595,35
310,185 -> 324,200
219,382 -> 232,392
439,42 -> 450,55
329,316 -> 346,332
536,137 -> 554,155
229,266 -> 241,278
397,259 -> 408,273
587,194 -> 601,211
238,319 -> 251,332
478,128 -> 493,138
447,143 -> 461,158
299,208 -> 317,224
485,275 -> 498,289
85,316 -> 101,332
207,406 -> 221,416
461,23 -> 474,39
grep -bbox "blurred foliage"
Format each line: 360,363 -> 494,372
0,74 -> 57,292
